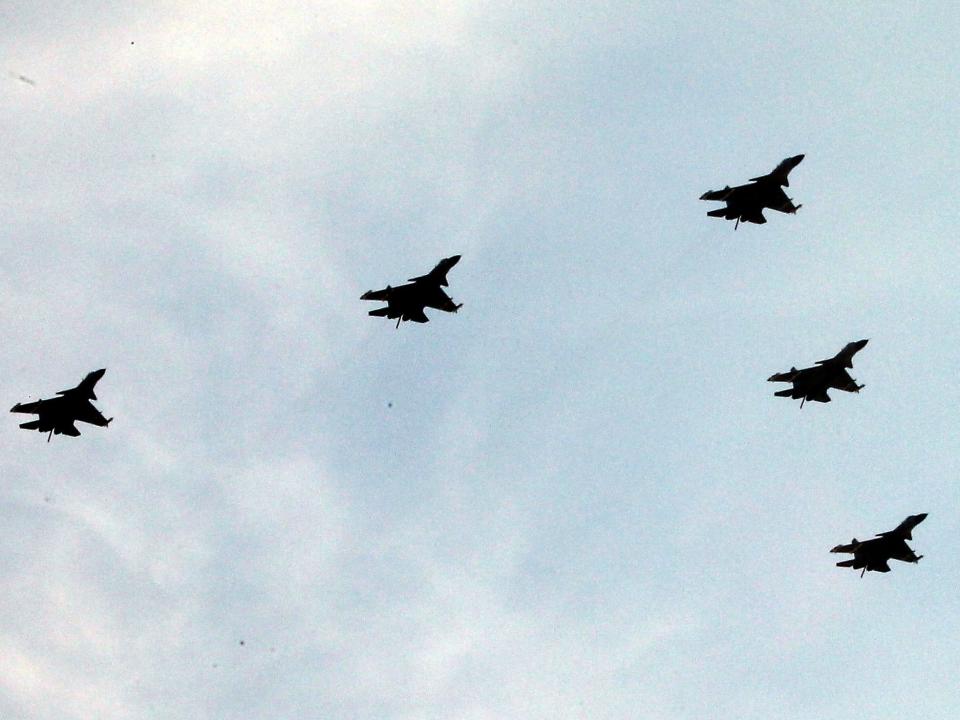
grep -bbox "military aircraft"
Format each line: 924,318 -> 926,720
11,369 -> 113,441
767,339 -> 868,407
361,255 -> 463,327
831,514 -> 927,577
700,154 -> 804,229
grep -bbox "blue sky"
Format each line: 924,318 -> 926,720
2,2 -> 959,719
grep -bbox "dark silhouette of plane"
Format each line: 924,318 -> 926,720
361,255 -> 462,327
8,71 -> 36,86
700,154 -> 804,229
11,369 -> 113,441
768,339 -> 868,407
831,514 -> 927,577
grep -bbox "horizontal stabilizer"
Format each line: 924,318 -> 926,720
835,559 -> 858,568
707,207 -> 736,219
19,420 -> 42,430
368,307 -> 392,317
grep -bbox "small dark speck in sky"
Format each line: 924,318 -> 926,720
239,640 -> 245,646
387,402 -> 393,408
9,72 -> 36,86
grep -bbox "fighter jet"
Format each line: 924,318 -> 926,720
11,369 -> 113,441
768,339 -> 868,407
361,255 -> 463,327
831,514 -> 927,577
700,154 -> 804,229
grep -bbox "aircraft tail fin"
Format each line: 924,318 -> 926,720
59,368 -> 106,400
751,154 -> 804,186
820,340 -> 868,368
408,255 -> 461,287
879,513 -> 927,540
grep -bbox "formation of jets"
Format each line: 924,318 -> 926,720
13,155 -> 930,577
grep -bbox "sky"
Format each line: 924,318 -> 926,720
2,2 -> 960,719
